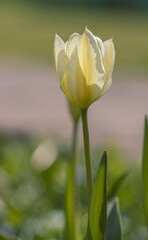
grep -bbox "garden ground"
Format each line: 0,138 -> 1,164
0,61 -> 148,157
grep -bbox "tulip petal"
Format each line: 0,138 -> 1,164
77,27 -> 105,89
54,34 -> 68,81
60,71 -> 78,106
54,34 -> 64,70
96,36 -> 105,57
67,46 -> 102,109
66,33 -> 81,58
99,39 -> 115,98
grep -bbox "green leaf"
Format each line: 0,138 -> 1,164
65,157 -> 76,240
84,222 -> 93,240
0,230 -> 19,240
108,171 -> 129,200
89,151 -> 107,240
142,116 -> 148,226
105,198 -> 122,240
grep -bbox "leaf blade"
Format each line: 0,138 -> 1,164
89,151 -> 107,240
108,171 -> 129,200
142,116 -> 148,226
65,157 -> 76,240
105,198 -> 122,240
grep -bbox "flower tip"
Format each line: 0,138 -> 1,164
110,37 -> 114,44
54,34 -> 58,42
85,26 -> 88,32
55,33 -> 59,39
54,34 -> 64,45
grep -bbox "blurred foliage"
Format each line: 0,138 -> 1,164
0,0 -> 148,8
0,1 -> 148,73
142,117 -> 148,227
0,134 -> 147,240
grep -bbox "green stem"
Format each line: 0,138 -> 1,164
71,121 -> 78,158
81,108 -> 93,211
65,121 -> 78,240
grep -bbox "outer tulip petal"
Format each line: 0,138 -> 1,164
77,27 -> 105,89
60,71 -> 78,106
103,39 -> 115,81
67,46 -> 102,109
99,39 -> 115,98
96,36 -> 105,57
54,34 -> 68,81
66,33 -> 81,58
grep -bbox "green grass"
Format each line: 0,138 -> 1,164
0,1 -> 148,71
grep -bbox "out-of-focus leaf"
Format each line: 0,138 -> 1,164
0,229 -> 19,240
108,171 -> 129,200
105,198 -> 122,240
142,116 -> 148,226
89,151 -> 107,240
65,157 -> 76,240
84,221 -> 93,240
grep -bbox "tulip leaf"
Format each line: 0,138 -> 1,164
65,157 -> 76,240
84,222 -> 93,240
0,229 -> 19,240
142,116 -> 148,226
105,198 -> 122,240
108,171 -> 129,200
89,151 -> 107,240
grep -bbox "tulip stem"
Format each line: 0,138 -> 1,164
81,108 -> 93,211
71,121 -> 78,157
65,121 -> 78,240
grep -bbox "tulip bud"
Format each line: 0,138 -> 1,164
67,99 -> 81,123
54,27 -> 115,109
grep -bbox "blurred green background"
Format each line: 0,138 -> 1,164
0,135 -> 147,240
0,1 -> 148,240
0,0 -> 148,72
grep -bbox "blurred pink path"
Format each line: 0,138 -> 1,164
0,62 -> 148,156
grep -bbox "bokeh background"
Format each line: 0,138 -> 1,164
0,0 -> 148,239
0,0 -> 148,153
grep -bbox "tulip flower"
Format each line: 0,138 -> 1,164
54,27 -> 115,109
54,28 -> 115,228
